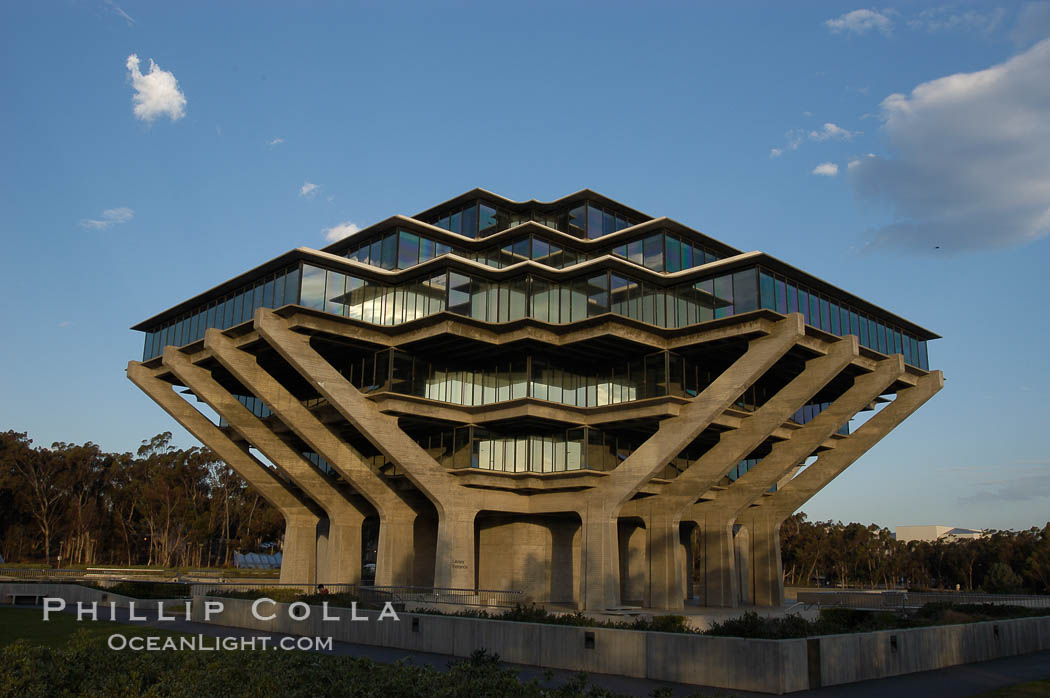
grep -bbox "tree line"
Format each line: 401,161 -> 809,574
3,428 -> 1049,593
0,431 -> 282,568
780,513 -> 1050,594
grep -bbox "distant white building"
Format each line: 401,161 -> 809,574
896,525 -> 986,543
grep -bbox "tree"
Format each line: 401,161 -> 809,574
982,561 -> 1023,594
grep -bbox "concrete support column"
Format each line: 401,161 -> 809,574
647,514 -> 684,610
375,516 -> 417,587
433,509 -> 477,589
739,513 -> 784,607
700,517 -> 738,607
323,517 -> 364,586
281,516 -> 320,586
579,507 -> 621,610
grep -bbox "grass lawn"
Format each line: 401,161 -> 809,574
976,679 -> 1050,697
0,606 -> 191,648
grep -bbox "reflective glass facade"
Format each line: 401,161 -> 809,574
424,200 -> 640,239
141,265 -> 299,361
142,261 -> 930,370
611,231 -> 722,272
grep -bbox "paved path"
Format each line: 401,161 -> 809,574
23,604 -> 1050,697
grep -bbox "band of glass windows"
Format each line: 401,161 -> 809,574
141,265 -> 300,361
424,200 -> 640,239
142,262 -> 929,371
339,227 -> 723,275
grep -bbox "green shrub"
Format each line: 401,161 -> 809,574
0,635 -> 626,697
105,582 -> 190,599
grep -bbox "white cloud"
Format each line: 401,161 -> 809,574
104,0 -> 135,26
57,321 -> 74,328
267,138 -> 284,146
771,123 -> 857,158
125,54 -> 186,123
79,207 -> 134,229
908,6 -> 1005,33
809,122 -> 859,141
322,221 -> 361,242
825,9 -> 894,35
300,181 -> 319,198
1011,1 -> 1050,46
850,38 -> 1050,251
812,162 -> 839,176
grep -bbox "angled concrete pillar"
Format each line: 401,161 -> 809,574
740,370 -> 944,605
253,308 -> 475,588
654,337 -> 857,607
205,329 -> 419,587
597,315 -> 805,504
575,316 -> 804,610
127,361 -> 320,585
253,308 -> 452,501
698,355 -> 904,524
161,347 -> 365,585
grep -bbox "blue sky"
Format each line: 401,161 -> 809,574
2,2 -> 1049,531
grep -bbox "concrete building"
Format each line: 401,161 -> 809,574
897,526 -> 985,543
128,189 -> 942,610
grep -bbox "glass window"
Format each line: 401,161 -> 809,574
713,275 -> 734,318
273,275 -> 285,306
262,279 -> 275,308
797,289 -> 809,324
665,236 -> 682,273
859,315 -> 869,347
325,271 -> 346,316
460,203 -> 478,237
786,283 -> 798,314
240,286 -> 254,323
830,302 -> 841,335
252,281 -> 265,313
643,234 -> 663,271
369,239 -> 382,265
627,239 -> 643,265
819,298 -> 830,332
919,341 -> 929,369
448,272 -> 471,315
479,204 -> 499,236
680,240 -> 693,270
380,234 -> 397,270
733,270 -> 758,313
397,230 -> 420,269
450,211 -> 461,235
586,274 -> 609,316
809,294 -> 820,329
568,205 -> 586,236
419,236 -> 436,262
285,266 -> 300,305
587,204 -> 604,239
759,271 -> 776,310
300,265 -> 326,310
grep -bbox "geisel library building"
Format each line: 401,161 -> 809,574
128,190 -> 942,610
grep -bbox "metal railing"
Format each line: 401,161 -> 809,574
0,568 -> 87,580
190,582 -> 359,597
797,590 -> 1050,610
358,585 -> 523,608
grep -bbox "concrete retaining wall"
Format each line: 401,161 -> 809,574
0,582 -> 186,610
192,597 -> 809,693
816,615 -> 1050,687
